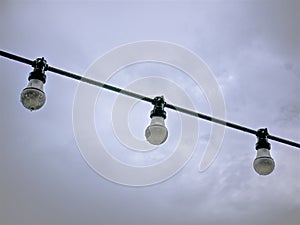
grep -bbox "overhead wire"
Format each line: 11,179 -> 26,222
1,50 -> 299,148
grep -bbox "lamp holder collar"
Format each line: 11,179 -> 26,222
28,57 -> 48,83
256,128 -> 271,150
150,96 -> 167,119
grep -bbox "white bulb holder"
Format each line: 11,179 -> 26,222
145,96 -> 168,145
253,128 -> 275,175
145,116 -> 168,145
253,148 -> 275,175
21,79 -> 46,111
20,57 -> 47,111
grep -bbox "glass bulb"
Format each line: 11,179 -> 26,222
253,148 -> 275,175
145,116 -> 168,145
20,79 -> 46,111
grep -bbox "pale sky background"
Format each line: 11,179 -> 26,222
1,0 -> 300,225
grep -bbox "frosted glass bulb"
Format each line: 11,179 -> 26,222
20,79 -> 46,111
253,148 -> 275,175
145,116 -> 168,145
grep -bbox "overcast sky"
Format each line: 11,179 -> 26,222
1,0 -> 300,225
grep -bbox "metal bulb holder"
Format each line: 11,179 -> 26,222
21,58 -> 47,111
253,128 -> 275,175
145,96 -> 168,145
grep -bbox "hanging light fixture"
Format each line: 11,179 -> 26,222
145,96 -> 168,145
1,50 -> 299,176
20,57 -> 47,111
253,128 -> 275,175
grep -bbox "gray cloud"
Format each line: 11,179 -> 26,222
1,0 -> 299,225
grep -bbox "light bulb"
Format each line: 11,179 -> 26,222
145,116 -> 168,145
253,148 -> 275,175
20,79 -> 46,111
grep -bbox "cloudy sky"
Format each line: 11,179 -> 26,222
1,0 -> 300,225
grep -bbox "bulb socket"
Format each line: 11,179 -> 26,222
255,128 -> 271,150
28,57 -> 48,83
150,96 -> 167,119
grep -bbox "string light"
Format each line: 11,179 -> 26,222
20,58 -> 47,111
1,50 -> 299,175
145,96 -> 168,145
253,128 -> 275,175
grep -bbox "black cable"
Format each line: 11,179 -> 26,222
165,103 -> 257,135
47,66 -> 154,104
1,50 -> 299,149
1,50 -> 34,66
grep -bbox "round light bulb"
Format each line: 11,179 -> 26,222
20,79 -> 46,111
145,116 -> 168,145
253,148 -> 275,175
